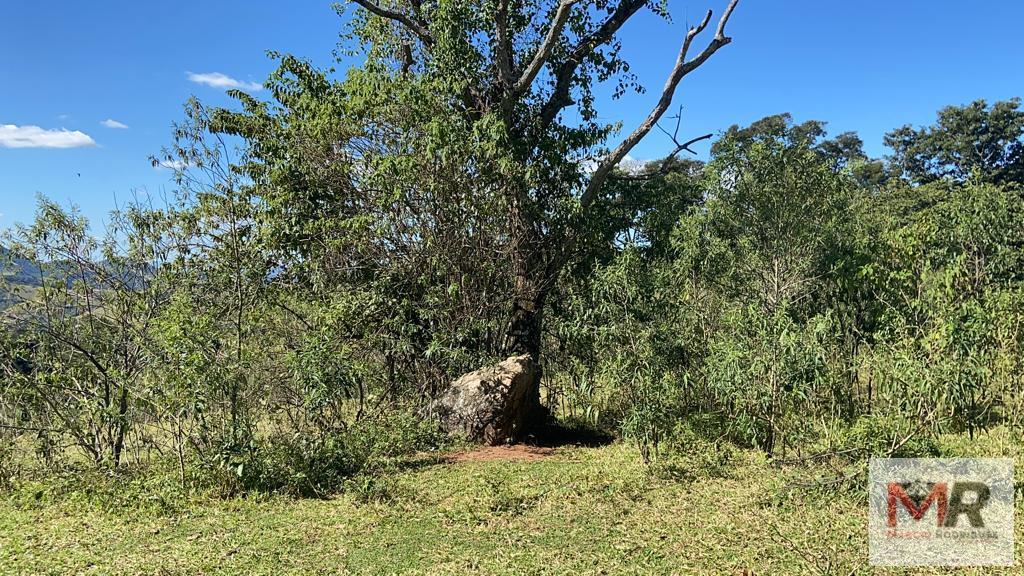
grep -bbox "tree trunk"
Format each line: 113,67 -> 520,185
507,292 -> 544,359
502,240 -> 549,429
112,383 -> 128,468
505,202 -> 547,361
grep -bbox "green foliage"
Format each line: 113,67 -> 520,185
703,307 -> 836,451
651,419 -> 736,482
0,437 -> 16,493
2,5 -> 1024,567
1,198 -> 173,468
662,117 -> 859,454
187,410 -> 447,498
885,98 -> 1024,185
235,431 -> 367,498
545,247 -> 689,461
839,414 -> 939,459
547,107 -> 1024,463
5,87 -> 1024,502
864,182 -> 1024,435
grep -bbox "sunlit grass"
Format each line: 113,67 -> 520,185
1,434 -> 1022,575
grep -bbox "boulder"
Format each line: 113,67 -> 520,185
424,354 -> 541,445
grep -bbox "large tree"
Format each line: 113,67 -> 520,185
164,0 -> 740,402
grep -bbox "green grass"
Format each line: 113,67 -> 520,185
1,437 -> 1022,575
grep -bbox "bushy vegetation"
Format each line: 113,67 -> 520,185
2,0 -> 1023,510
545,104 -> 1024,464
5,99 -> 1022,498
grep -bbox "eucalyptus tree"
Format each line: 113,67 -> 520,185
866,180 -> 1024,435
676,116 -> 858,453
167,0 -> 742,392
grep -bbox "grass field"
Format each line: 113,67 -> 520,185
1,436 -> 1021,575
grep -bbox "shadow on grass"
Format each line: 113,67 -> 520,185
524,419 -> 615,449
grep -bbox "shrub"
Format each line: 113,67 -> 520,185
0,436 -> 18,492
840,414 -> 939,458
239,410 -> 446,497
652,420 -> 736,482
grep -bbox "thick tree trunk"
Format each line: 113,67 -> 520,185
507,292 -> 545,360
505,198 -> 547,361
505,292 -> 547,432
502,241 -> 549,431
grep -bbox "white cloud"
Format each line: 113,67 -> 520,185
100,118 -> 129,129
0,124 -> 97,149
155,159 -> 188,170
186,71 -> 262,92
617,154 -> 649,175
580,154 -> 650,175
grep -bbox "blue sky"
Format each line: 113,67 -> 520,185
2,0 -> 1022,231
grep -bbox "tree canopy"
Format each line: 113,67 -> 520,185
885,97 -> 1024,185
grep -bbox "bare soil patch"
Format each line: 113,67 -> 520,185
444,444 -> 557,463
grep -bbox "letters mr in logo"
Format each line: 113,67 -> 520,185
887,481 -> 991,528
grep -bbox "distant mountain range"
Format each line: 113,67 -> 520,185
1,247 -> 156,309
0,246 -> 43,287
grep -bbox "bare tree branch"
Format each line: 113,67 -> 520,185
675,132 -> 714,155
537,0 -> 649,130
580,0 -> 738,208
352,0 -> 434,47
511,0 -> 579,97
678,0 -> 738,76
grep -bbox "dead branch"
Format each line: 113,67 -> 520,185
609,105 -> 713,181
581,0 -> 739,208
